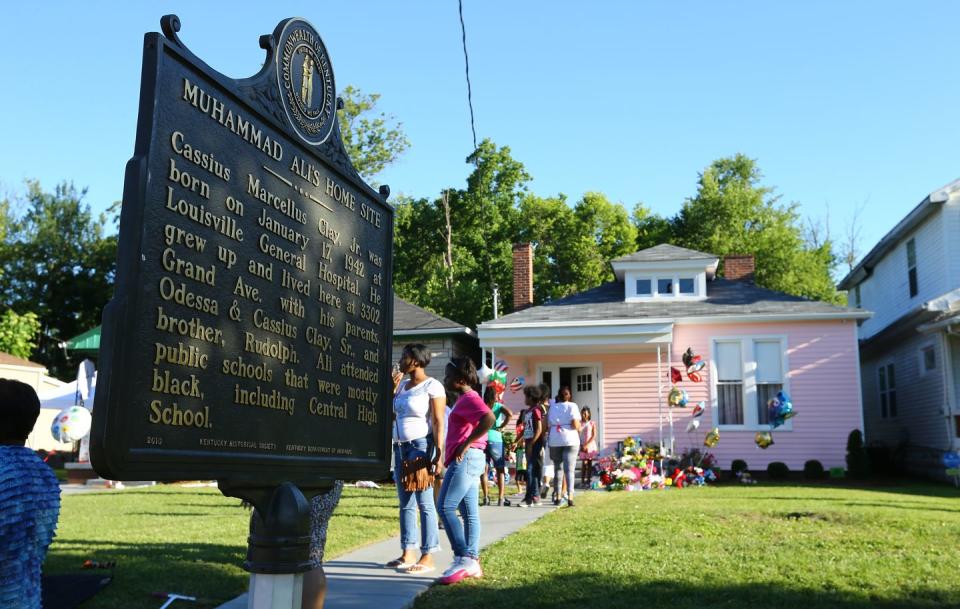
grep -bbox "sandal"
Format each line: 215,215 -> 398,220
404,563 -> 435,574
385,557 -> 414,569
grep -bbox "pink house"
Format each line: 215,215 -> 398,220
478,244 -> 871,470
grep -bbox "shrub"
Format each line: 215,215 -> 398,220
767,461 -> 790,480
846,429 -> 871,479
731,459 -> 748,475
803,459 -> 825,480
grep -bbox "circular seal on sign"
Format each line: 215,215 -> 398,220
276,19 -> 336,145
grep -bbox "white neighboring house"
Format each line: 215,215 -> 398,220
838,178 -> 960,477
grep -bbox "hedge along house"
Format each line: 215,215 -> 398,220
478,243 -> 871,470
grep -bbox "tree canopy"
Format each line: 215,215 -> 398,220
337,85 -> 410,180
0,181 -> 117,375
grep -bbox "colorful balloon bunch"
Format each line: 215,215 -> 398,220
768,391 -> 796,429
754,391 -> 797,449
682,347 -> 706,382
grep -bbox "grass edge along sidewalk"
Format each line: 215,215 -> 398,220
414,483 -> 960,609
46,484 -> 400,609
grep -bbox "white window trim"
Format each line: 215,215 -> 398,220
918,343 -> 936,378
709,334 -> 792,432
625,271 -> 707,302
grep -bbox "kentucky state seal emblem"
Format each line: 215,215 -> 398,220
276,19 -> 336,145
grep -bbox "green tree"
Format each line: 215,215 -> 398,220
337,85 -> 410,180
632,203 -> 673,251
673,154 -> 841,303
0,181 -> 117,375
0,310 -> 40,359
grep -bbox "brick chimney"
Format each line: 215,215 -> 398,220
513,242 -> 534,311
724,254 -> 755,282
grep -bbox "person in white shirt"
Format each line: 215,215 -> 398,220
547,386 -> 581,507
387,344 -> 446,574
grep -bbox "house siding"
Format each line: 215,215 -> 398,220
861,331 -> 950,451
857,211 -> 947,339
495,319 -> 862,471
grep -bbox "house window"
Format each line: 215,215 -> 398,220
576,373 -> 592,392
715,341 -> 744,425
678,278 -> 695,295
657,278 -> 674,296
636,278 -> 652,296
754,340 -> 784,424
854,285 -> 861,308
878,363 -> 897,418
920,345 -> 936,375
907,239 -> 918,298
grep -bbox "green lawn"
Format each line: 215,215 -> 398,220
415,483 -> 960,609
46,484 -> 399,608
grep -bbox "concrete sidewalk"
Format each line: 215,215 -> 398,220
217,494 -> 556,609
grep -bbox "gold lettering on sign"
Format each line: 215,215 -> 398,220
170,131 -> 231,182
155,306 -> 223,345
233,384 -> 295,415
308,397 -> 347,419
153,342 -> 208,369
165,186 -> 244,242
149,400 -> 213,428
181,78 -> 284,160
221,355 -> 274,382
247,175 -> 306,224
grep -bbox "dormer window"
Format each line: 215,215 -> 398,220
611,244 -> 718,303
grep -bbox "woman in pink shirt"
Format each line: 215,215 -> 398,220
436,357 -> 494,585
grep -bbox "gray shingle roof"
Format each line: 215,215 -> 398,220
394,296 -> 471,333
611,244 -> 717,264
483,278 -> 863,326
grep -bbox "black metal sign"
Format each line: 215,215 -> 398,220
91,16 -> 393,484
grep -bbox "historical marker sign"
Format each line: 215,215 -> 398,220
91,16 -> 393,484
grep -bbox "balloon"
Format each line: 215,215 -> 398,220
703,427 -> 720,448
670,367 -> 682,383
509,376 -> 525,393
668,386 -> 688,407
488,370 -> 507,386
494,359 -> 509,372
687,370 -> 703,383
691,402 -> 705,417
754,431 -> 774,449
51,406 -> 92,443
686,419 -> 700,433
478,364 -> 493,383
768,391 -> 796,429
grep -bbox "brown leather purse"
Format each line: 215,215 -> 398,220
400,455 -> 434,492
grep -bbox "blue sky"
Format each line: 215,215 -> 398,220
2,2 -> 958,269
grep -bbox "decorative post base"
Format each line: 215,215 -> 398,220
248,573 -> 304,609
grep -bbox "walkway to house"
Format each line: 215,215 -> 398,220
216,497 -> 555,609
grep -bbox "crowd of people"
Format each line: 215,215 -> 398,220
389,344 -> 598,584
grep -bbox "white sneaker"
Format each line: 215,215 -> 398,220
461,556 -> 483,578
440,556 -> 464,579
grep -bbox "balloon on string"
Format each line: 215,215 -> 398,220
509,376 -> 525,393
494,359 -> 509,373
754,431 -> 774,449
670,367 -> 682,383
691,402 -> 705,417
51,406 -> 92,443
686,419 -> 700,433
767,391 -> 796,428
668,386 -> 689,407
703,427 -> 720,448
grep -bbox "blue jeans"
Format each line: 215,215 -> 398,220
437,448 -> 485,559
524,440 -> 544,503
393,437 -> 441,554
